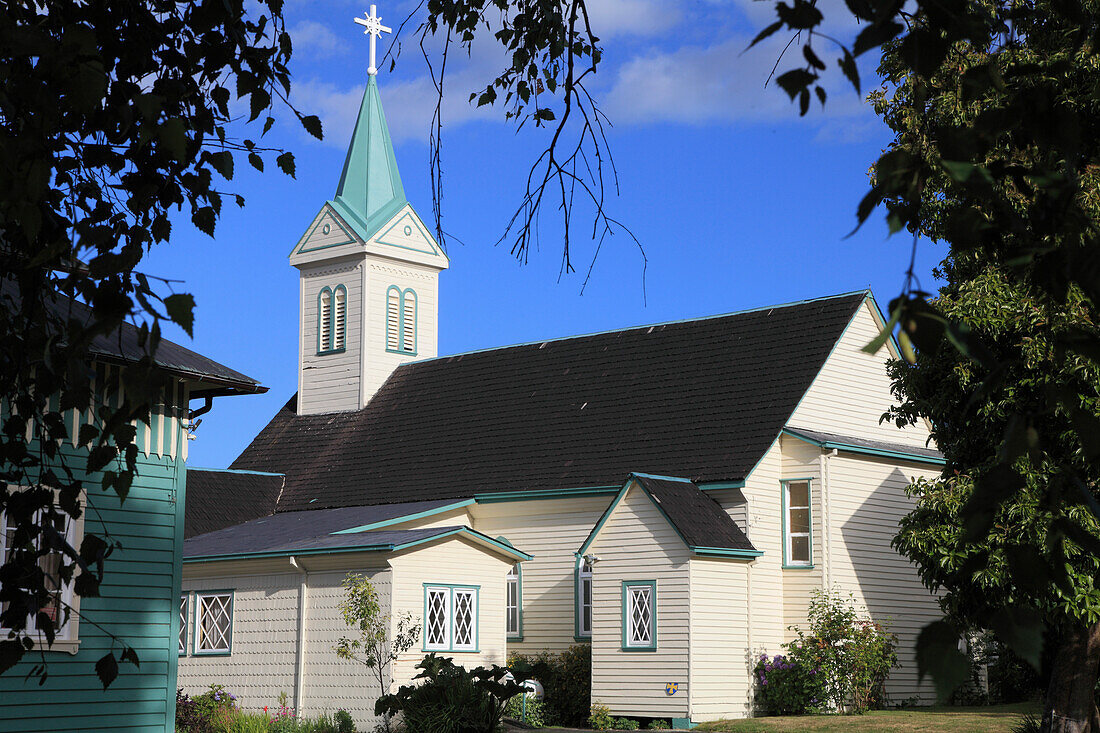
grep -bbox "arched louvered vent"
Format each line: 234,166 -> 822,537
386,286 -> 401,351
318,288 -> 333,353
334,286 -> 347,351
401,290 -> 417,353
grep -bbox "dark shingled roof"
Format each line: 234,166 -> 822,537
232,291 -> 868,511
783,426 -> 943,463
631,474 -> 757,552
184,469 -> 285,538
184,498 -> 473,553
2,279 -> 264,395
185,523 -> 463,560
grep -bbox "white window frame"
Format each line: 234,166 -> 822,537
179,593 -> 189,656
423,584 -> 479,652
506,564 -> 521,639
576,558 -> 592,639
622,581 -> 656,651
194,591 -> 233,655
782,479 -> 813,568
0,494 -> 83,651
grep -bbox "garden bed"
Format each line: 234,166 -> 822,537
692,703 -> 1038,733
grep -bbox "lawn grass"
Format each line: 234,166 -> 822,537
692,702 -> 1037,733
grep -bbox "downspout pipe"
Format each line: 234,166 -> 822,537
819,449 -> 838,589
290,556 -> 310,716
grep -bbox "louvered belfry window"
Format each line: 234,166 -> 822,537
386,286 -> 417,355
318,288 -> 333,352
333,286 -> 347,351
386,287 -> 401,351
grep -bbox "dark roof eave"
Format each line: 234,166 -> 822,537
90,353 -> 266,396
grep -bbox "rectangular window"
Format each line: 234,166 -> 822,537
783,479 -> 813,567
423,585 -> 479,652
194,592 -> 233,654
622,581 -> 656,651
179,594 -> 189,655
0,503 -> 80,642
506,565 -> 521,639
576,558 -> 592,638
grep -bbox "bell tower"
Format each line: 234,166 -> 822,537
289,6 -> 448,415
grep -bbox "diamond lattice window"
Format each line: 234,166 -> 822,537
624,583 -> 655,649
179,595 -> 188,655
423,585 -> 478,652
196,592 -> 232,653
453,589 -> 476,649
425,587 -> 449,649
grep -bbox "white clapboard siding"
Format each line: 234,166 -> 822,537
780,436 -> 825,638
788,298 -> 934,448
824,453 -> 942,703
472,496 -> 613,652
689,558 -> 752,721
362,259 -> 439,405
387,536 -> 514,683
588,485 -> 691,719
734,439 -> 787,656
298,260 -> 364,414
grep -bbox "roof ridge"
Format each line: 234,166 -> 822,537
404,290 -> 870,365
188,466 -> 285,477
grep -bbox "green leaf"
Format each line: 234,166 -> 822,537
301,115 -> 323,140
208,151 -> 234,181
192,207 -> 216,237
915,620 -> 970,701
838,48 -> 860,94
776,69 -> 818,101
989,607 -> 1044,670
248,152 -> 263,172
276,151 -> 296,178
853,20 -> 903,57
747,20 -> 783,50
164,293 -> 196,337
814,86 -> 827,109
158,118 -> 188,162
803,45 -> 826,70
95,652 -> 119,690
534,108 -> 556,122
0,639 -> 27,676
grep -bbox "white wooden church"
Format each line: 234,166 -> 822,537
177,10 -> 945,729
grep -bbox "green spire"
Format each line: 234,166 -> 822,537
330,75 -> 407,241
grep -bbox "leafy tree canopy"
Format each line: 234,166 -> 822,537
0,0 -> 318,686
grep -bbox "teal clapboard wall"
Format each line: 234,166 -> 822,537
0,384 -> 187,733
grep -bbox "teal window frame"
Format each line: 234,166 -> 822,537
192,590 -> 234,656
422,584 -> 480,653
316,285 -> 347,356
506,563 -> 523,641
385,285 -> 418,356
621,580 -> 657,652
574,556 -> 592,641
781,478 -> 814,569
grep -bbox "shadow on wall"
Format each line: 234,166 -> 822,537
837,464 -> 941,701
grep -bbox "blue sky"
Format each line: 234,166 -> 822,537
146,0 -> 944,469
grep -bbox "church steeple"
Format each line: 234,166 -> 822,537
288,4 -> 448,416
330,75 -> 407,242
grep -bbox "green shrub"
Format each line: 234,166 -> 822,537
508,643 -> 591,726
503,693 -> 546,727
753,653 -> 825,715
785,589 -> 898,714
646,720 -> 671,730
589,703 -> 614,731
375,653 -> 523,733
334,709 -> 355,733
226,710 -> 270,733
612,717 -> 640,730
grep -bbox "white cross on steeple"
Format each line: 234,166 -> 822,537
354,4 -> 392,76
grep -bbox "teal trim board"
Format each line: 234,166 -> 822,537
620,580 -> 657,652
293,205 -> 358,255
691,546 -> 764,558
780,427 -> 946,466
781,478 -> 814,569
672,718 -> 697,729
332,498 -> 474,534
476,485 -> 619,503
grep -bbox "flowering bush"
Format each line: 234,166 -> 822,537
753,653 -> 825,715
786,589 -> 898,714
